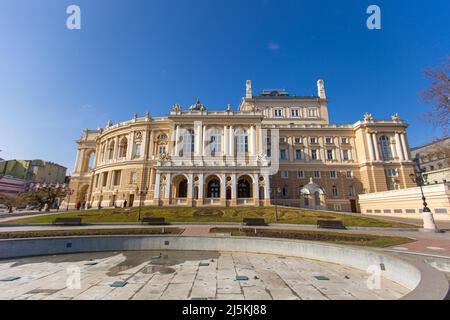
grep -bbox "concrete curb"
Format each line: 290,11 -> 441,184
0,235 -> 447,300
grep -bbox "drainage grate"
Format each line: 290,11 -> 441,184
314,276 -> 330,281
151,255 -> 162,260
191,297 -> 208,300
110,281 -> 128,288
199,262 -> 210,267
235,275 -> 249,281
84,262 -> 98,266
0,276 -> 21,282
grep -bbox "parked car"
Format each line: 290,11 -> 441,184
25,204 -> 41,211
0,203 -> 8,212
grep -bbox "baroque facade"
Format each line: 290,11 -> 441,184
69,80 -> 416,212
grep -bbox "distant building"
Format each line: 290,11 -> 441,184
411,137 -> 450,185
0,176 -> 27,196
0,160 -> 67,185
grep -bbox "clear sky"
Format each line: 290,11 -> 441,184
0,0 -> 448,173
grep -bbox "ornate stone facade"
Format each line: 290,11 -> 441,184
69,80 -> 416,212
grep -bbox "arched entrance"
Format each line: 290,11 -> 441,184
237,175 -> 252,198
171,175 -> 189,204
206,176 -> 221,198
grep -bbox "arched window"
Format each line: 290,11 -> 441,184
181,129 -> 195,156
207,179 -> 221,198
108,141 -> 115,160
208,128 -> 222,155
177,179 -> 188,198
237,178 -> 251,198
379,135 -> 393,160
235,129 -> 248,154
119,137 -> 128,158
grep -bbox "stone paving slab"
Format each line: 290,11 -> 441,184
0,250 -> 410,300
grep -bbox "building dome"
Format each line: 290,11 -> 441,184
188,99 -> 206,111
300,178 -> 325,195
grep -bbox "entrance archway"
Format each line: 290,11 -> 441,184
206,176 -> 221,198
237,175 -> 252,198
172,175 -> 189,199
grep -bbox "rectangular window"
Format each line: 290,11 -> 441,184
133,143 -> 141,157
279,137 -> 286,143
158,146 -> 166,154
346,170 -> 353,179
297,171 -> 304,178
295,137 -> 302,144
348,186 -> 355,196
281,171 -> 289,179
274,109 -> 283,117
326,149 -> 333,160
130,171 -> 137,184
311,149 -> 318,160
291,108 -> 300,117
280,149 -> 287,160
282,187 -> 288,197
387,168 -> 398,177
342,149 -> 350,161
295,149 -> 302,160
330,171 -> 337,179
113,170 -> 121,186
267,148 -> 271,157
325,137 -> 333,144
313,171 -> 321,178
310,137 -> 318,144
341,137 -> 349,144
102,172 -> 108,187
308,108 -> 318,118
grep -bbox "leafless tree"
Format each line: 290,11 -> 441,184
419,57 -> 450,135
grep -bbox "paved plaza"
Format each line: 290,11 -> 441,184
0,250 -> 409,300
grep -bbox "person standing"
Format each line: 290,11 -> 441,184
123,199 -> 128,208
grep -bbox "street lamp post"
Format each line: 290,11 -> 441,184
271,185 -> 281,223
409,165 -> 439,232
66,189 -> 74,212
136,186 -> 148,222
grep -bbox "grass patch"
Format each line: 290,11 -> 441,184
0,228 -> 183,239
210,228 -> 415,248
2,206 -> 415,228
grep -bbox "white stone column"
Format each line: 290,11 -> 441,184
154,173 -> 161,200
174,125 -> 180,157
264,174 -> 270,200
288,136 -> 294,162
220,174 -> 226,200
148,130 -> 154,159
372,133 -> 380,161
224,126 -> 229,156
400,133 -> 410,161
127,133 -> 134,160
74,148 -> 82,173
252,174 -> 259,202
394,132 -> 404,161
198,174 -> 204,200
250,125 -> 256,156
229,126 -> 235,157
366,132 -> 374,161
231,174 -> 237,200
188,173 -> 194,199
202,126 -> 207,156
164,173 -> 172,200
113,136 -> 120,160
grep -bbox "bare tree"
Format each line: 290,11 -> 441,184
0,193 -> 28,213
419,57 -> 450,135
23,186 -> 68,212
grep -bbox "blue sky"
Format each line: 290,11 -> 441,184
0,0 -> 448,173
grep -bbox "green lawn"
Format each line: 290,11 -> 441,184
3,206 -> 415,228
210,228 -> 415,248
